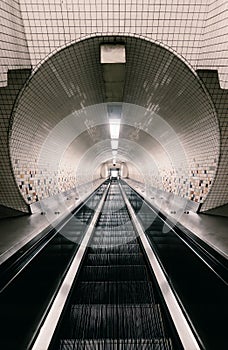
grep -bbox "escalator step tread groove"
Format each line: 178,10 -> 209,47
64,304 -> 166,339
85,254 -> 144,266
71,281 -> 155,304
88,244 -> 141,254
79,265 -> 148,281
59,338 -> 173,349
91,238 -> 138,245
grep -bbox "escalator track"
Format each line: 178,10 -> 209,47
49,181 -> 181,349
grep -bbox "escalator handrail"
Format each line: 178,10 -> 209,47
122,180 -> 228,285
29,182 -> 111,350
0,180 -> 108,293
119,181 -> 203,350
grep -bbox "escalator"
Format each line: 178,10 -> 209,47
0,182 -> 108,350
122,181 -> 228,350
50,181 -> 181,349
1,179 -> 226,350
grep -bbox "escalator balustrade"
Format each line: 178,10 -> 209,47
52,181 -> 175,349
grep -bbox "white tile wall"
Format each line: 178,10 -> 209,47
0,0 -> 31,86
197,70 -> 228,211
9,37 -> 220,207
0,0 -> 227,214
18,0 -> 207,70
0,69 -> 31,213
197,0 -> 228,89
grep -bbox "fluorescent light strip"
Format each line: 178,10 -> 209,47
109,119 -> 120,139
111,140 -> 118,149
112,150 -> 117,156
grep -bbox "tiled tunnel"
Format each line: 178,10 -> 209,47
0,2 -> 227,349
0,0 -> 227,218
0,0 -> 227,269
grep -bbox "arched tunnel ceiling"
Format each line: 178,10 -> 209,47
10,35 -> 220,206
62,125 -> 172,185
54,122 -> 176,171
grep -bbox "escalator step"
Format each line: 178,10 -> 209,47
93,236 -> 137,242
94,230 -> 136,237
59,338 -> 173,349
71,281 -> 155,304
88,244 -> 141,254
97,224 -> 131,228
91,237 -> 138,245
79,265 -> 148,281
64,304 -> 165,339
85,254 -> 145,266
98,215 -> 130,219
97,219 -> 131,224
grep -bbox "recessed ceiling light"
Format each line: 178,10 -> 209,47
100,44 -> 126,63
111,140 -> 118,149
109,119 -> 120,139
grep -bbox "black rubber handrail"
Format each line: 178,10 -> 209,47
28,181 -> 110,350
0,181 -> 107,293
119,181 -> 203,350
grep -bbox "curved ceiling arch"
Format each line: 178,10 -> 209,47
75,137 -> 161,173
9,35 -> 220,207
60,122 -> 176,169
27,33 -> 200,81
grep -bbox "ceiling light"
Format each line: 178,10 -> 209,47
100,44 -> 126,64
109,119 -> 120,139
111,140 -> 118,149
